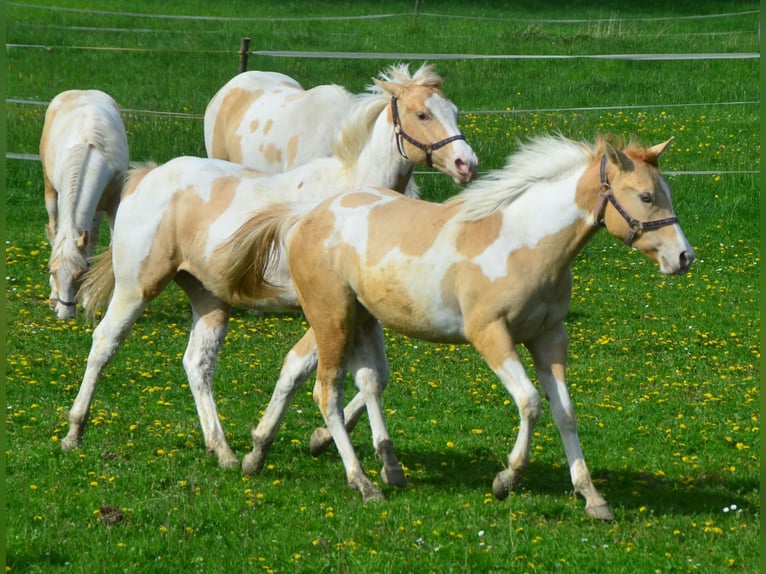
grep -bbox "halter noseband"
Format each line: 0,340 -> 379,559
390,96 -> 467,168
592,154 -> 679,245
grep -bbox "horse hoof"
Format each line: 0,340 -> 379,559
585,503 -> 614,521
218,456 -> 241,470
60,436 -> 81,451
492,473 -> 511,500
309,428 -> 333,457
359,485 -> 386,504
241,451 -> 265,475
381,465 -> 407,487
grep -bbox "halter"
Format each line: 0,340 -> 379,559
592,154 -> 679,245
56,298 -> 77,308
390,96 -> 467,168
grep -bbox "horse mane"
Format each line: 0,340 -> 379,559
332,63 -> 444,166
121,162 -> 158,199
449,134 -> 606,222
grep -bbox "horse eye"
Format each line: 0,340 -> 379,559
417,111 -> 429,121
640,193 -> 653,204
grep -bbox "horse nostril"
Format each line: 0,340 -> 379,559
680,250 -> 695,270
455,158 -> 468,174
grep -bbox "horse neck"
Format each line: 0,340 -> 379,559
499,167 -> 601,272
350,111 -> 414,193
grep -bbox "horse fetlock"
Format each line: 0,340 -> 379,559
309,427 -> 333,456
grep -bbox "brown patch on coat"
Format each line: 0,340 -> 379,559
455,212 -> 502,258
136,176 -> 238,300
365,197 -> 460,266
210,87 -> 265,162
285,135 -> 300,168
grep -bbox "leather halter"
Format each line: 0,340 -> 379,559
592,155 -> 679,245
390,96 -> 467,168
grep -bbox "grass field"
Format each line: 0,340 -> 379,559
4,1 -> 761,572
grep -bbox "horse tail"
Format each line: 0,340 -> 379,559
78,245 -> 115,323
217,205 -> 303,301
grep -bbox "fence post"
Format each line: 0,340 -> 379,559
238,37 -> 251,74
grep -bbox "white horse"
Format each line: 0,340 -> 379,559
221,134 -> 695,519
64,66 -> 478,469
203,64 -> 444,196
40,89 -> 129,319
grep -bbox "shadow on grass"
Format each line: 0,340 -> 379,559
380,445 -> 758,517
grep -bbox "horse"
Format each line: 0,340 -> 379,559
223,134 -> 695,519
205,65 -> 431,196
39,89 -> 129,319
61,65 -> 478,470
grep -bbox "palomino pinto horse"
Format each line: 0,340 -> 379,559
204,64 -> 454,196
227,135 -> 694,519
40,89 -> 129,319
204,70 -> 351,172
62,67 -> 477,469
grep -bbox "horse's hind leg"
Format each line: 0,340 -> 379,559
527,326 -> 613,521
176,273 -> 238,469
346,319 -> 405,487
61,287 -> 146,451
242,329 -> 319,475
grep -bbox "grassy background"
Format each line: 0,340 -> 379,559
4,1 -> 760,572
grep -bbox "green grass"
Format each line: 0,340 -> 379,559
4,1 -> 760,572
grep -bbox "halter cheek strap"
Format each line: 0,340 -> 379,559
593,155 -> 679,245
390,97 -> 467,168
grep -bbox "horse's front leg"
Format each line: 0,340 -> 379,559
44,175 -> 59,308
178,276 -> 238,469
346,320 -> 405,487
242,329 -> 318,475
527,325 -> 613,521
469,320 -> 542,500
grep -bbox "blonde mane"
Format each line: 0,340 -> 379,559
449,134 -> 601,222
332,63 -> 444,166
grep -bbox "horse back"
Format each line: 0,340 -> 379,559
204,71 -> 351,171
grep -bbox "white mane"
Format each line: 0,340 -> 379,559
450,135 -> 596,222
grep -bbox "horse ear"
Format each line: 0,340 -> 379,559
645,137 -> 674,163
76,231 -> 88,251
373,78 -> 403,98
605,142 -> 634,173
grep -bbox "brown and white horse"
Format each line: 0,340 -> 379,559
40,89 -> 129,319
225,134 -> 695,519
204,64 -> 463,196
62,68 -> 477,468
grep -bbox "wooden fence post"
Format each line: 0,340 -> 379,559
238,37 -> 251,74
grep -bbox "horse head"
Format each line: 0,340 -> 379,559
596,138 -> 695,275
373,64 -> 478,184
49,230 -> 89,320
